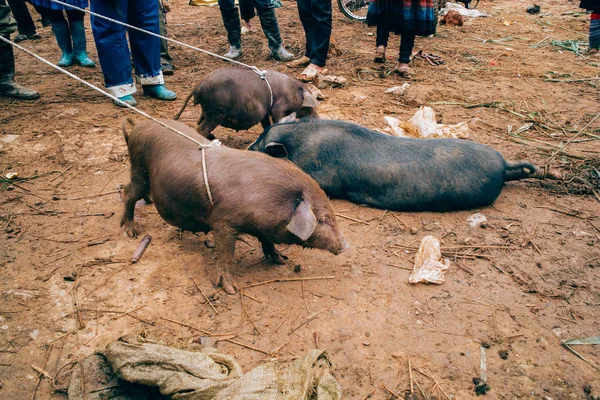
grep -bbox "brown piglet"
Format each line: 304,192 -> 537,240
120,118 -> 348,294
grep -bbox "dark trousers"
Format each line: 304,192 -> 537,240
46,8 -> 84,23
90,0 -> 161,87
399,31 -> 415,63
376,24 -> 388,47
297,0 -> 331,67
158,2 -> 171,62
7,0 -> 35,35
219,0 -> 271,13
239,0 -> 255,21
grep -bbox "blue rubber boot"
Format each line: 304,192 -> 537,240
70,21 -> 96,68
50,21 -> 74,67
142,84 -> 177,100
113,94 -> 137,107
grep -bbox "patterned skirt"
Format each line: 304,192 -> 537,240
27,0 -> 89,10
367,0 -> 437,36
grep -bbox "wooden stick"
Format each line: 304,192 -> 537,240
242,292 -> 262,303
65,190 -> 120,201
463,297 -> 504,311
269,339 -> 292,356
130,235 -> 151,263
382,383 -> 401,398
532,206 -> 585,219
289,302 -> 338,335
243,276 -> 335,289
189,275 -> 218,314
159,316 -> 234,336
335,213 -> 370,225
223,338 -> 270,355
545,113 -> 599,165
240,289 -> 260,335
408,356 -> 414,394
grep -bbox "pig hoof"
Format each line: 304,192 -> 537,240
122,222 -> 138,238
218,275 -> 236,295
268,252 -> 287,265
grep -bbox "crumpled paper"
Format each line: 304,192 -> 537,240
409,236 -> 450,285
385,106 -> 470,139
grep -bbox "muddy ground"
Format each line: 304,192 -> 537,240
1,0 -> 599,398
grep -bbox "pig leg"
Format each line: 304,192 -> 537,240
260,115 -> 271,129
259,238 -> 287,264
212,226 -> 238,295
120,172 -> 150,238
196,115 -> 219,141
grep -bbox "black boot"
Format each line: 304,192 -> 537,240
0,38 -> 40,100
257,8 -> 293,61
220,8 -> 242,59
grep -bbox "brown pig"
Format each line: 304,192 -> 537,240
120,118 -> 348,294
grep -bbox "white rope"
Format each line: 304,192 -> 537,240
49,0 -> 275,109
0,35 -> 219,205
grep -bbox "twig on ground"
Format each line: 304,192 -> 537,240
289,302 -> 338,335
189,274 -> 218,314
335,213 -> 370,225
243,276 -> 335,289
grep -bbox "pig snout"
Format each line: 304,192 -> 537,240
336,239 -> 350,255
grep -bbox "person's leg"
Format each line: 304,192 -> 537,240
47,9 -> 75,67
7,0 -> 38,41
374,24 -> 389,62
254,0 -> 293,60
307,0 -> 331,67
218,0 -> 242,58
128,0 -> 176,100
66,9 -> 95,67
90,0 -> 136,105
296,0 -> 315,60
590,14 -> 600,53
239,0 -> 256,25
33,5 -> 50,27
158,1 -> 174,74
0,33 -> 40,99
396,31 -> 415,75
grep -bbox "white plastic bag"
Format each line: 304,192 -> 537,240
409,236 -> 450,285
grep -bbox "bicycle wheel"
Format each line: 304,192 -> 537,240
338,0 -> 369,21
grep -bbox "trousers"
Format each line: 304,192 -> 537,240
90,0 -> 162,97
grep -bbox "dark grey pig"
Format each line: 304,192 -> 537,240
121,118 -> 347,294
248,118 -> 561,212
173,67 -> 319,140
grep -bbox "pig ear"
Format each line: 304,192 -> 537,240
265,142 -> 288,158
278,113 -> 297,124
286,199 -> 317,241
302,91 -> 319,108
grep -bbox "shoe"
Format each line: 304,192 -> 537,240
142,84 -> 177,100
374,45 -> 386,63
161,61 -> 174,75
70,21 -> 96,68
14,32 -> 41,43
271,45 -> 294,61
0,40 -> 40,100
220,8 -> 242,59
41,16 -> 51,28
50,21 -> 74,67
113,94 -> 137,107
393,64 -> 412,78
223,45 -> 242,59
287,55 -> 310,68
298,64 -> 327,82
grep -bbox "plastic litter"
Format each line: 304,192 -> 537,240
440,2 -> 489,17
467,213 -> 488,228
409,236 -> 450,285
385,82 -> 410,96
384,106 -> 470,139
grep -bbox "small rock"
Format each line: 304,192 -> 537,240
362,341 -> 371,346
499,350 -> 509,360
410,227 -> 419,235
294,264 -> 302,273
0,134 -> 20,144
5,172 -> 18,180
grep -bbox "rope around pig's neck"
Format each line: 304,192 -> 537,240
0,36 -> 219,206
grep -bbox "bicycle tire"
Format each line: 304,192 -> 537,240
338,0 -> 368,21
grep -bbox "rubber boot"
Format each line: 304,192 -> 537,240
142,84 -> 177,100
70,21 -> 96,68
0,38 -> 40,100
220,8 -> 242,59
257,8 -> 293,61
50,21 -> 74,67
113,94 -> 137,107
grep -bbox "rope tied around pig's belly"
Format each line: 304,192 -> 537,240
252,68 -> 274,110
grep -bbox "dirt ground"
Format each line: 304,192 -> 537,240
1,0 -> 599,398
